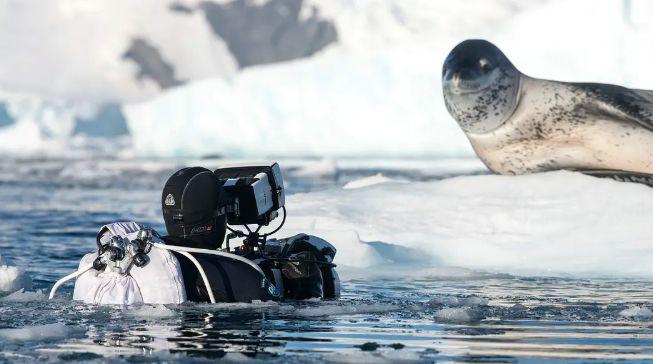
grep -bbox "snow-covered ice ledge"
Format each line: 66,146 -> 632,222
282,171 -> 653,278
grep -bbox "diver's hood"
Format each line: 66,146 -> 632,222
161,167 -> 227,250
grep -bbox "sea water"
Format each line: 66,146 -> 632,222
1,157 -> 653,363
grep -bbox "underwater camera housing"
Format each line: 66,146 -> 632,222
213,163 -> 339,299
48,163 -> 340,303
214,163 -> 285,226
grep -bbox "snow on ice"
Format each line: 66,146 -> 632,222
282,171 -> 653,278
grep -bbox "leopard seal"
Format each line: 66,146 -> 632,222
442,39 -> 653,180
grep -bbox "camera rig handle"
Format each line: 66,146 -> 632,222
225,206 -> 287,255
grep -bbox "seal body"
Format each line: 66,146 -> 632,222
443,39 -> 653,175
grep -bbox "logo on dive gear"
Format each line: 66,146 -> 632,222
190,225 -> 212,234
165,194 -> 175,206
262,278 -> 281,297
268,284 -> 280,297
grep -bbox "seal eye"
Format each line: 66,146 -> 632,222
479,58 -> 492,73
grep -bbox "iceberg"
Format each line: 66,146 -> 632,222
123,48 -> 475,158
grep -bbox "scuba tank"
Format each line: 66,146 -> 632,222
61,222 -> 187,305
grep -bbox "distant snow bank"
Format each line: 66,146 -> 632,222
282,171 -> 653,278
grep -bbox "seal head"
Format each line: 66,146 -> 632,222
442,39 -> 521,134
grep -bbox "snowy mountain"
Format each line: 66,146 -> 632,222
0,0 -> 652,158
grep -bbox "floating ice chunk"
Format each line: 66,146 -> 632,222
0,289 -> 46,302
0,265 -> 32,293
343,174 -> 403,190
191,300 -> 280,312
435,307 -> 480,324
295,303 -> 397,317
0,323 -> 85,342
122,305 -> 178,319
427,295 -> 488,307
620,306 -> 653,318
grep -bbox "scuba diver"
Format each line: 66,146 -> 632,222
49,163 -> 340,305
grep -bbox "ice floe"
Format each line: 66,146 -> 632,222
0,289 -> 46,302
0,323 -> 85,342
282,171 -> 653,278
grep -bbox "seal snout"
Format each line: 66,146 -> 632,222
443,65 -> 492,96
444,74 -> 484,95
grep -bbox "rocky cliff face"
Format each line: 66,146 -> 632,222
200,0 -> 337,68
118,0 -> 337,91
123,38 -> 186,90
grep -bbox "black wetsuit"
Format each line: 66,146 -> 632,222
162,236 -> 276,303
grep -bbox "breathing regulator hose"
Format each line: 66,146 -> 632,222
48,263 -> 95,300
154,246 -> 216,304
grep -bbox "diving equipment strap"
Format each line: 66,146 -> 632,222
149,243 -> 269,304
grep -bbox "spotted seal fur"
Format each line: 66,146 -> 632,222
442,39 -> 653,185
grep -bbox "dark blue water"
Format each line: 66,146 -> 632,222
1,158 -> 653,363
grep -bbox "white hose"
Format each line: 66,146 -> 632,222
175,250 -> 216,304
48,263 -> 94,300
149,243 -> 268,304
149,243 -> 265,275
